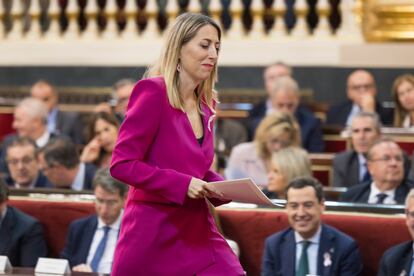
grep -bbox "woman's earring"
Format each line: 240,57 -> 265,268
177,63 -> 181,72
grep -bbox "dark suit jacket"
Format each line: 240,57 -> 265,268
339,180 -> 414,204
325,100 -> 393,127
5,172 -> 53,189
0,206 -> 47,267
333,151 -> 411,188
60,215 -> 98,267
82,163 -> 97,190
247,101 -> 325,152
378,241 -> 413,276
262,224 -> 363,276
56,110 -> 84,145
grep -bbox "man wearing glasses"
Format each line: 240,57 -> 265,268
378,189 -> 414,275
340,138 -> 413,204
326,69 -> 393,127
5,137 -> 52,189
60,168 -> 127,273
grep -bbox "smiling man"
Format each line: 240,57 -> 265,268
262,177 -> 363,276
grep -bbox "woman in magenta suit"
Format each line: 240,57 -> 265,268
109,13 -> 244,275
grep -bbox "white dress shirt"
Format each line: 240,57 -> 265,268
35,131 -> 51,148
345,104 -> 361,127
358,154 -> 368,182
71,163 -> 85,191
86,211 -> 123,274
294,226 -> 322,275
367,182 -> 396,204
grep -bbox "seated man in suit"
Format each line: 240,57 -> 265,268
0,178 -> 47,266
249,75 -> 324,152
262,177 -> 363,276
37,138 -> 96,190
60,168 -> 127,273
378,189 -> 414,276
30,80 -> 84,144
0,98 -> 57,178
340,138 -> 413,204
333,112 -> 382,187
5,137 -> 52,188
326,69 -> 393,127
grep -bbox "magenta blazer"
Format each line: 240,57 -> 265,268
110,77 -> 233,275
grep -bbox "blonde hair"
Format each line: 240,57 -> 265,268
271,147 -> 312,185
254,112 -> 301,160
272,75 -> 299,95
144,12 -> 221,113
392,74 -> 414,127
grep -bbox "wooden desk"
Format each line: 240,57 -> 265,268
310,153 -> 335,186
2,267 -> 104,275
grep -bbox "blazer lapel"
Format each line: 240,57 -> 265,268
79,216 -> 98,263
318,225 -> 335,276
0,207 -> 14,254
281,231 -> 296,276
402,244 -> 413,276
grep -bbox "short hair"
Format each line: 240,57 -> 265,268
347,69 -> 375,86
86,112 -> 120,142
366,137 -> 401,161
93,168 -> 128,197
254,112 -> 301,159
15,97 -> 48,124
285,177 -> 324,203
6,137 -> 37,157
405,188 -> 414,208
0,178 -> 8,203
392,74 -> 414,127
351,111 -> 382,133
265,61 -> 293,75
31,80 -> 57,96
271,147 -> 312,185
38,138 -> 80,169
271,76 -> 299,95
112,78 -> 135,100
144,12 -> 221,114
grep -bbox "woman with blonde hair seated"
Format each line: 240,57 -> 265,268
392,74 -> 414,128
262,146 -> 312,199
225,112 -> 301,188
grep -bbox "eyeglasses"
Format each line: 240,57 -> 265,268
406,210 -> 414,219
7,156 -> 35,166
349,84 -> 374,91
369,156 -> 404,163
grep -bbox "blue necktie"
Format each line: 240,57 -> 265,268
376,193 -> 388,204
90,226 -> 110,272
296,240 -> 310,276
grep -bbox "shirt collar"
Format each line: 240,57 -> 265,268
357,153 -> 367,165
15,175 -> 38,189
294,224 -> 322,245
36,130 -> 51,148
97,209 -> 123,231
370,182 -> 396,197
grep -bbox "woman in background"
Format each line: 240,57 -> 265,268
225,112 -> 301,188
392,74 -> 414,128
81,112 -> 119,168
262,146 -> 312,199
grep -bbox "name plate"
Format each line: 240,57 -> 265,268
35,258 -> 71,275
0,256 -> 12,273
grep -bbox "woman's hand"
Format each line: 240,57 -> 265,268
80,138 -> 101,163
187,178 -> 224,199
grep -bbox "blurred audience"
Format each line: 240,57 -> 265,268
262,177 -> 363,276
94,78 -> 135,123
249,76 -> 324,152
30,80 -> 84,144
378,189 -> 414,276
81,112 -> 119,168
0,178 -> 47,267
225,112 -> 300,188
263,147 -> 312,199
38,138 -> 96,190
326,69 -> 393,127
392,74 -> 414,128
340,138 -> 413,204
60,168 -> 127,273
5,137 -> 52,189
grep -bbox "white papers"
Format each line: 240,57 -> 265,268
0,256 -> 12,273
207,178 -> 283,207
35,258 -> 71,275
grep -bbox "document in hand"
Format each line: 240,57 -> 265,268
207,178 -> 283,207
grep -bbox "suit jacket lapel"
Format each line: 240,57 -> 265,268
402,243 -> 413,276
318,225 -> 335,276
0,207 -> 14,254
80,216 -> 98,263
350,152 -> 360,186
282,231 -> 296,276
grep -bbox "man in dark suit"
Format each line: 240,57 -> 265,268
262,177 -> 363,276
326,69 -> 393,127
60,168 -> 127,273
340,138 -> 413,204
378,189 -> 414,276
0,178 -> 47,266
31,80 -> 84,144
248,75 -> 324,152
5,137 -> 52,188
37,138 -> 96,190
